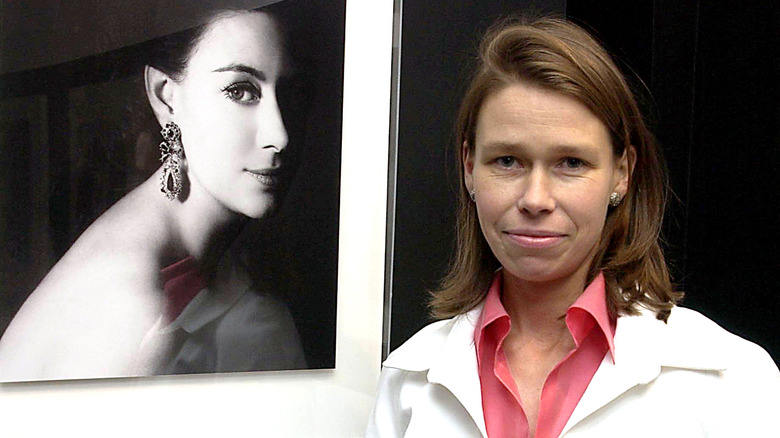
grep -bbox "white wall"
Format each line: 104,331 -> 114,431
0,0 -> 393,435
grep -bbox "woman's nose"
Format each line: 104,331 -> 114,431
517,169 -> 556,215
258,93 -> 289,152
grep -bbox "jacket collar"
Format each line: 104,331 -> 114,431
613,306 -> 730,371
426,307 -> 487,437
562,307 -> 728,435
384,306 -> 488,437
384,305 -> 728,438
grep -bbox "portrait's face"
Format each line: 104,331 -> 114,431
171,12 -> 291,219
465,81 -> 629,285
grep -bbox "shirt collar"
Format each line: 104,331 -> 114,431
568,273 -> 616,363
475,271 -> 616,363
158,251 -> 249,334
474,273 -> 505,355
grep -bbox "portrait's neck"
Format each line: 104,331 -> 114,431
142,167 -> 248,273
175,186 -> 247,272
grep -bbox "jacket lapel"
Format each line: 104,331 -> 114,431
426,307 -> 488,438
561,312 -> 661,435
561,308 -> 728,435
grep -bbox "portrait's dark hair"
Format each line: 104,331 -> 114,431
144,23 -> 208,81
145,9 -> 294,80
430,16 -> 681,321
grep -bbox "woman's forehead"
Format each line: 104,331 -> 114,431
186,11 -> 287,75
478,84 -> 605,133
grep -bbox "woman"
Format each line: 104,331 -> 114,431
368,16 -> 778,437
0,9 -> 307,381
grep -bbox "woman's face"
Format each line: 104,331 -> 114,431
464,82 -> 630,285
171,12 -> 291,219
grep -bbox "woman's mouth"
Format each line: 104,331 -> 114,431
245,168 -> 284,186
504,230 -> 565,249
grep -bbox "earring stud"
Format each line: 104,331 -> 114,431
609,192 -> 621,207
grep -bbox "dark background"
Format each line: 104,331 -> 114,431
0,0 -> 344,371
389,0 -> 778,364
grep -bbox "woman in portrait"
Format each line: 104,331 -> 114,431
368,16 -> 778,437
0,8 -> 309,380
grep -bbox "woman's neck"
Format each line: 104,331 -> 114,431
147,168 -> 248,272
501,266 -> 590,342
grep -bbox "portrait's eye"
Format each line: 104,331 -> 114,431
222,82 -> 261,103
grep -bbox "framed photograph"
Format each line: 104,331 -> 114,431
0,0 -> 344,381
0,0 -> 392,434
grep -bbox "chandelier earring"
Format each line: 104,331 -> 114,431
469,189 -> 476,202
159,121 -> 184,200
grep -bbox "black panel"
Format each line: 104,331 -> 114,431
390,0 -> 566,351
569,0 -> 778,363
679,1 -> 778,362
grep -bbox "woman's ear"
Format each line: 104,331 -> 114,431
144,66 -> 176,125
613,145 -> 636,198
463,141 -> 475,193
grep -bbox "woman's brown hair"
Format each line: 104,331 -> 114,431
430,16 -> 682,321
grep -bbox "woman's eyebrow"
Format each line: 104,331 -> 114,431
212,63 -> 266,81
549,143 -> 601,155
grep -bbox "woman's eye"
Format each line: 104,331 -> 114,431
222,83 -> 261,103
495,156 -> 518,168
562,157 -> 585,170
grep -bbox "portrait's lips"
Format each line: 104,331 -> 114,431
245,167 -> 285,186
504,229 -> 566,249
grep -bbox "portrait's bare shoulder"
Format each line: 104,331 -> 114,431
0,182 -> 167,381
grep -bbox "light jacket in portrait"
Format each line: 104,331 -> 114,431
366,306 -> 779,437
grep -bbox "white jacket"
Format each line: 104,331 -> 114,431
367,306 -> 779,437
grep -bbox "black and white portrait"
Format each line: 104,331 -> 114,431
0,0 -> 345,381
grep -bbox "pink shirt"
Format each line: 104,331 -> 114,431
160,256 -> 206,323
475,272 -> 616,438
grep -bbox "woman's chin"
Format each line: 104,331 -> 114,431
242,201 -> 279,220
501,262 -> 578,285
